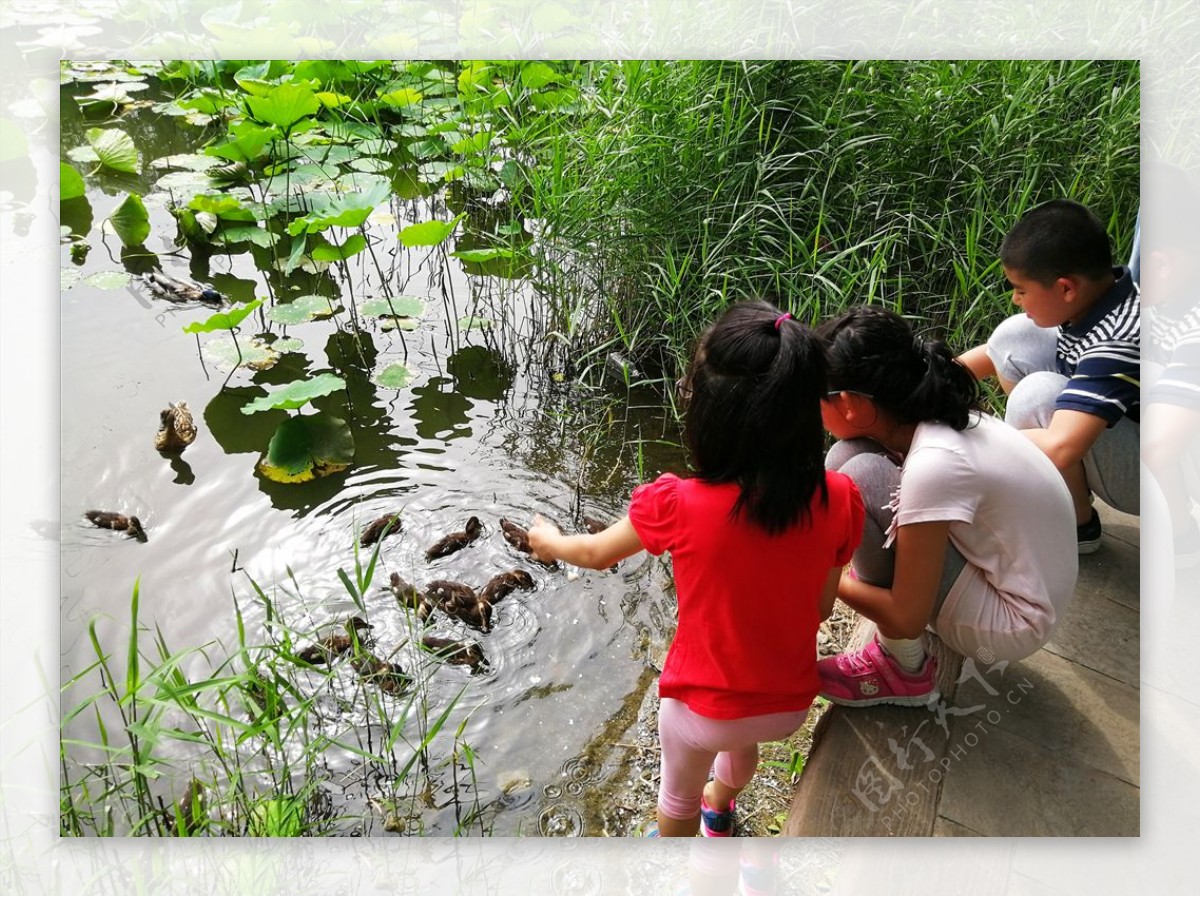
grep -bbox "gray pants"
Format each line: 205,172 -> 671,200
826,439 -> 967,617
986,314 -> 1140,515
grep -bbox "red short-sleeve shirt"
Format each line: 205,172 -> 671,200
629,471 -> 863,719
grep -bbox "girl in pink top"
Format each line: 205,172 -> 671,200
528,300 -> 864,838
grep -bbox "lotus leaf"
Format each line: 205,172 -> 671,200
206,120 -> 274,163
381,317 -> 420,332
273,337 -> 305,353
201,335 -> 280,372
188,194 -> 256,222
380,87 -> 423,107
109,194 -> 150,247
215,225 -> 274,248
258,413 -> 354,483
151,153 -> 221,172
349,158 -> 391,173
373,363 -> 414,389
66,145 -> 99,165
266,294 -> 339,325
60,162 -> 85,200
417,161 -> 465,185
458,316 -> 494,331
285,180 -> 391,234
245,83 -> 321,131
310,234 -> 367,261
399,214 -> 465,247
61,269 -> 82,290
360,296 -> 425,319
182,298 -> 264,334
84,271 -> 132,290
241,373 -> 347,414
451,131 -> 492,155
452,247 -> 514,263
85,128 -> 139,174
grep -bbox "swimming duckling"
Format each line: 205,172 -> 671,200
360,513 -> 403,548
421,635 -> 486,672
295,616 -> 373,665
351,651 -> 411,695
146,271 -> 223,305
425,516 -> 483,561
389,573 -> 434,624
427,580 -> 493,632
154,401 -> 197,453
84,510 -> 147,542
479,569 -> 534,605
499,517 -> 531,553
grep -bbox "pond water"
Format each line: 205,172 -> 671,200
58,66 -> 685,836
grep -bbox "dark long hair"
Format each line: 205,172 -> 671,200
683,299 -> 828,534
817,305 -> 980,430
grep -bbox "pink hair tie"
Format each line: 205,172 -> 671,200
774,313 -> 792,330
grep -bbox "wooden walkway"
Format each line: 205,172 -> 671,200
785,503 -> 1139,837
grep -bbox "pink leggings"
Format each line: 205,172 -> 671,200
657,698 -> 810,821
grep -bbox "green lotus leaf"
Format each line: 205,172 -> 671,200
258,413 -> 354,483
451,131 -> 491,155
245,83 -> 321,131
178,88 -> 233,116
67,145 -> 100,165
416,161 -> 465,185
85,127 -> 139,174
399,214 -> 465,248
372,363 -> 414,389
520,62 -> 563,90
310,233 -> 367,261
241,373 -> 346,414
273,337 -> 304,353
380,87 -> 423,107
381,317 -> 420,332
109,193 -> 150,247
182,298 -> 264,334
285,180 -> 392,235
349,158 -> 391,173
215,225 -> 274,248
451,247 -> 514,263
188,193 -> 256,222
205,120 -> 274,164
201,335 -> 281,372
155,169 -> 215,194
458,316 -> 494,331
265,294 -> 339,325
84,270 -> 132,289
151,153 -> 221,172
360,296 -> 425,319
60,162 -> 85,201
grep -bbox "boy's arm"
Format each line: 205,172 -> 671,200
1019,409 -> 1109,472
956,344 -> 996,381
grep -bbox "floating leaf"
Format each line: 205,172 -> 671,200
451,131 -> 491,155
66,145 -> 99,165
84,270 -> 132,289
258,413 -> 354,483
241,373 -> 346,414
151,152 -> 221,172
85,127 -> 139,174
245,83 -> 321,131
416,160 -> 465,185
458,316 -> 493,331
372,363 -> 413,389
381,317 -> 420,332
451,247 -> 514,263
310,233 -> 367,261
109,194 -> 150,247
399,213 -> 465,247
206,120 -> 274,164
273,337 -> 304,353
188,193 -> 256,222
60,162 -> 85,200
215,225 -> 274,248
349,157 -> 391,173
265,294 -> 339,325
361,296 -> 425,319
182,298 -> 264,334
286,180 -> 392,235
201,335 -> 281,372
61,268 -> 82,290
380,87 -> 423,107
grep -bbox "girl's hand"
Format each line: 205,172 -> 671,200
527,514 -> 562,563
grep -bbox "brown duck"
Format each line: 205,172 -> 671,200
425,516 -> 483,561
499,517 -> 531,553
295,616 -> 373,665
154,401 -> 197,453
85,510 -> 147,542
351,651 -> 411,695
479,569 -> 534,605
389,573 -> 434,624
426,580 -> 493,632
360,513 -> 402,547
421,635 -> 486,672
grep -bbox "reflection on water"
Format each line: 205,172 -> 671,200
58,71 -> 685,836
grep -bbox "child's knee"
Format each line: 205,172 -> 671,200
988,314 -> 1057,384
1005,371 -> 1066,430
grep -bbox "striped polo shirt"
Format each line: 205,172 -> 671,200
1147,300 -> 1200,411
1055,266 -> 1140,425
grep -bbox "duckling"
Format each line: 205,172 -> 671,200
295,616 -> 373,665
388,573 -> 434,623
154,401 -> 197,453
84,510 -> 147,542
425,516 -> 483,561
499,517 -> 531,553
360,513 -> 402,548
421,635 -> 486,673
146,271 -> 223,305
479,569 -> 534,605
351,651 -> 411,695
427,580 -> 493,632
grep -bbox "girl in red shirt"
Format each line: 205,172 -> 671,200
528,300 -> 864,838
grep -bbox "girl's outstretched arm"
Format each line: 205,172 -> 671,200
527,514 -> 644,570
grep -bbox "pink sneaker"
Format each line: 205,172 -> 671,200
817,636 -> 938,707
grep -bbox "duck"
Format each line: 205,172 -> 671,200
351,651 -> 411,695
146,271 -> 223,305
498,517 -> 531,553
425,516 -> 483,561
84,509 -> 147,542
426,580 -> 493,632
421,635 -> 486,672
388,573 -> 434,624
479,569 -> 534,605
154,401 -> 197,453
295,616 -> 373,665
360,513 -> 403,548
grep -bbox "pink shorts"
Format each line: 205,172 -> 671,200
657,697 -> 810,822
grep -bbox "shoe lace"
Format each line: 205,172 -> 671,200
841,649 -> 876,675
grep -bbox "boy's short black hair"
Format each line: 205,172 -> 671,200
1000,199 -> 1113,285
